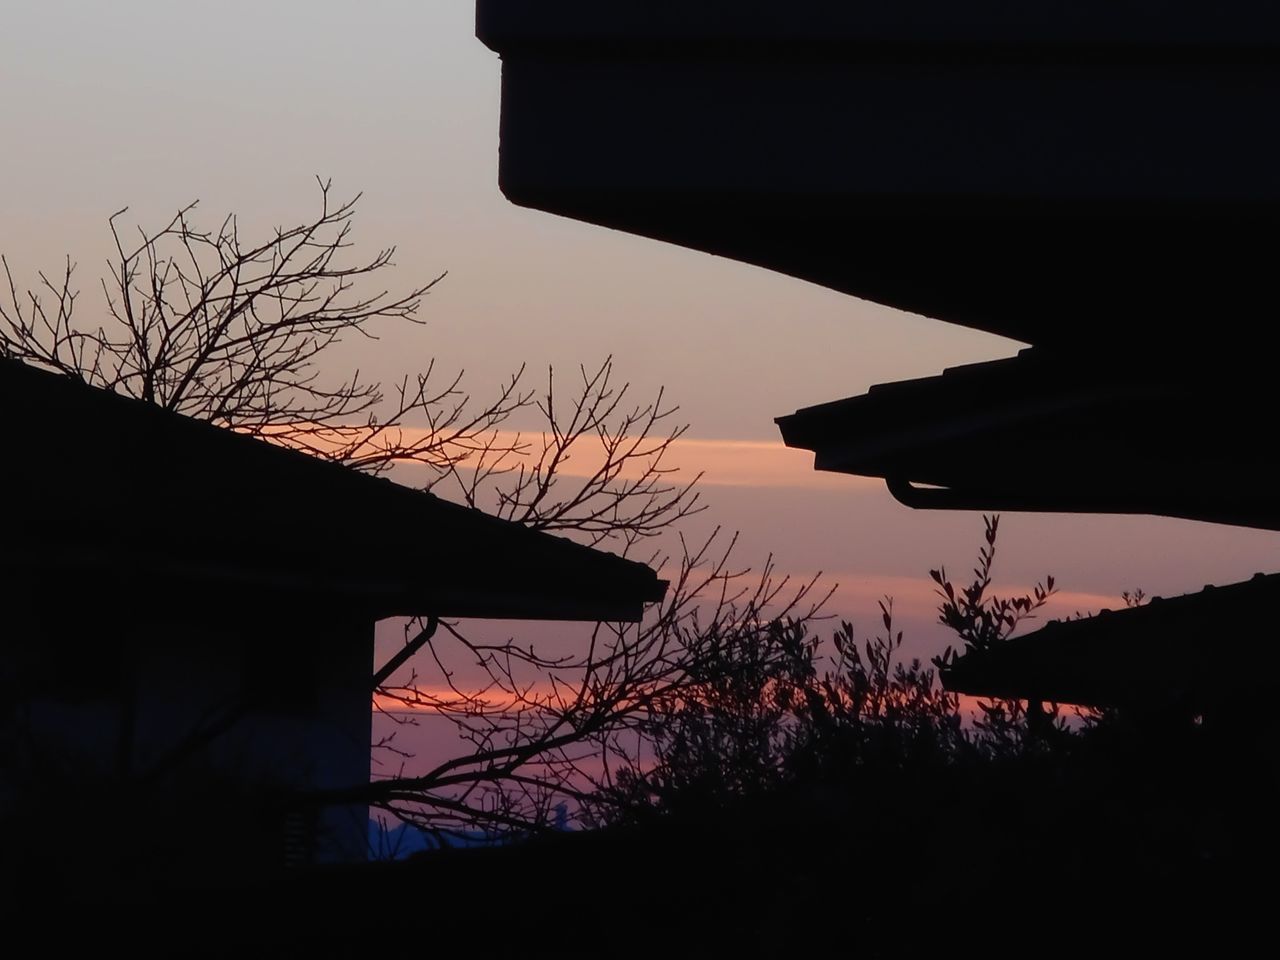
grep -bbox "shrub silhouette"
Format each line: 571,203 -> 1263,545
603,515 -> 1093,817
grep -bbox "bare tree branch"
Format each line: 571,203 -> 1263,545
2,181 -> 829,841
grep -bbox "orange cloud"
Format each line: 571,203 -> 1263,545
653,436 -> 877,491
262,423 -> 877,491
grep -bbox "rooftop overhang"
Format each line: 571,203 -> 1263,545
479,0 -> 1280,344
941,572 -> 1280,710
776,347 -> 1280,530
1,359 -> 666,624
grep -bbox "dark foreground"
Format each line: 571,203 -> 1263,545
8,756 -> 1277,957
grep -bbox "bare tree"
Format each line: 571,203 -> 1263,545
0,178 -> 531,477
360,534 -> 828,840
2,181 -> 826,841
439,358 -> 704,552
1,179 -> 704,550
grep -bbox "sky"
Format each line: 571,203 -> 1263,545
4,0 -> 1278,686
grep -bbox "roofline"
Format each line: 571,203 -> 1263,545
2,359 -> 667,622
478,1 -> 1280,57
6,547 -> 667,623
941,572 -> 1280,707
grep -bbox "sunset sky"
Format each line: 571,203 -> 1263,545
4,0 -> 1278,686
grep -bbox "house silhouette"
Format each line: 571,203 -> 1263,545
938,573 -> 1279,722
476,0 -> 1280,711
0,357 -> 665,868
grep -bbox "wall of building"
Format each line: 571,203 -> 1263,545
0,600 -> 374,870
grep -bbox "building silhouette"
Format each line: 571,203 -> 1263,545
0,357 -> 664,868
476,0 -> 1280,711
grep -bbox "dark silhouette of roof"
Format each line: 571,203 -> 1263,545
0,358 -> 666,621
479,0 -> 1280,344
941,572 -> 1280,709
775,347 -> 1279,530
479,1 -> 1280,50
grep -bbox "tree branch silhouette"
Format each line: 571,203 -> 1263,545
2,180 -> 815,840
